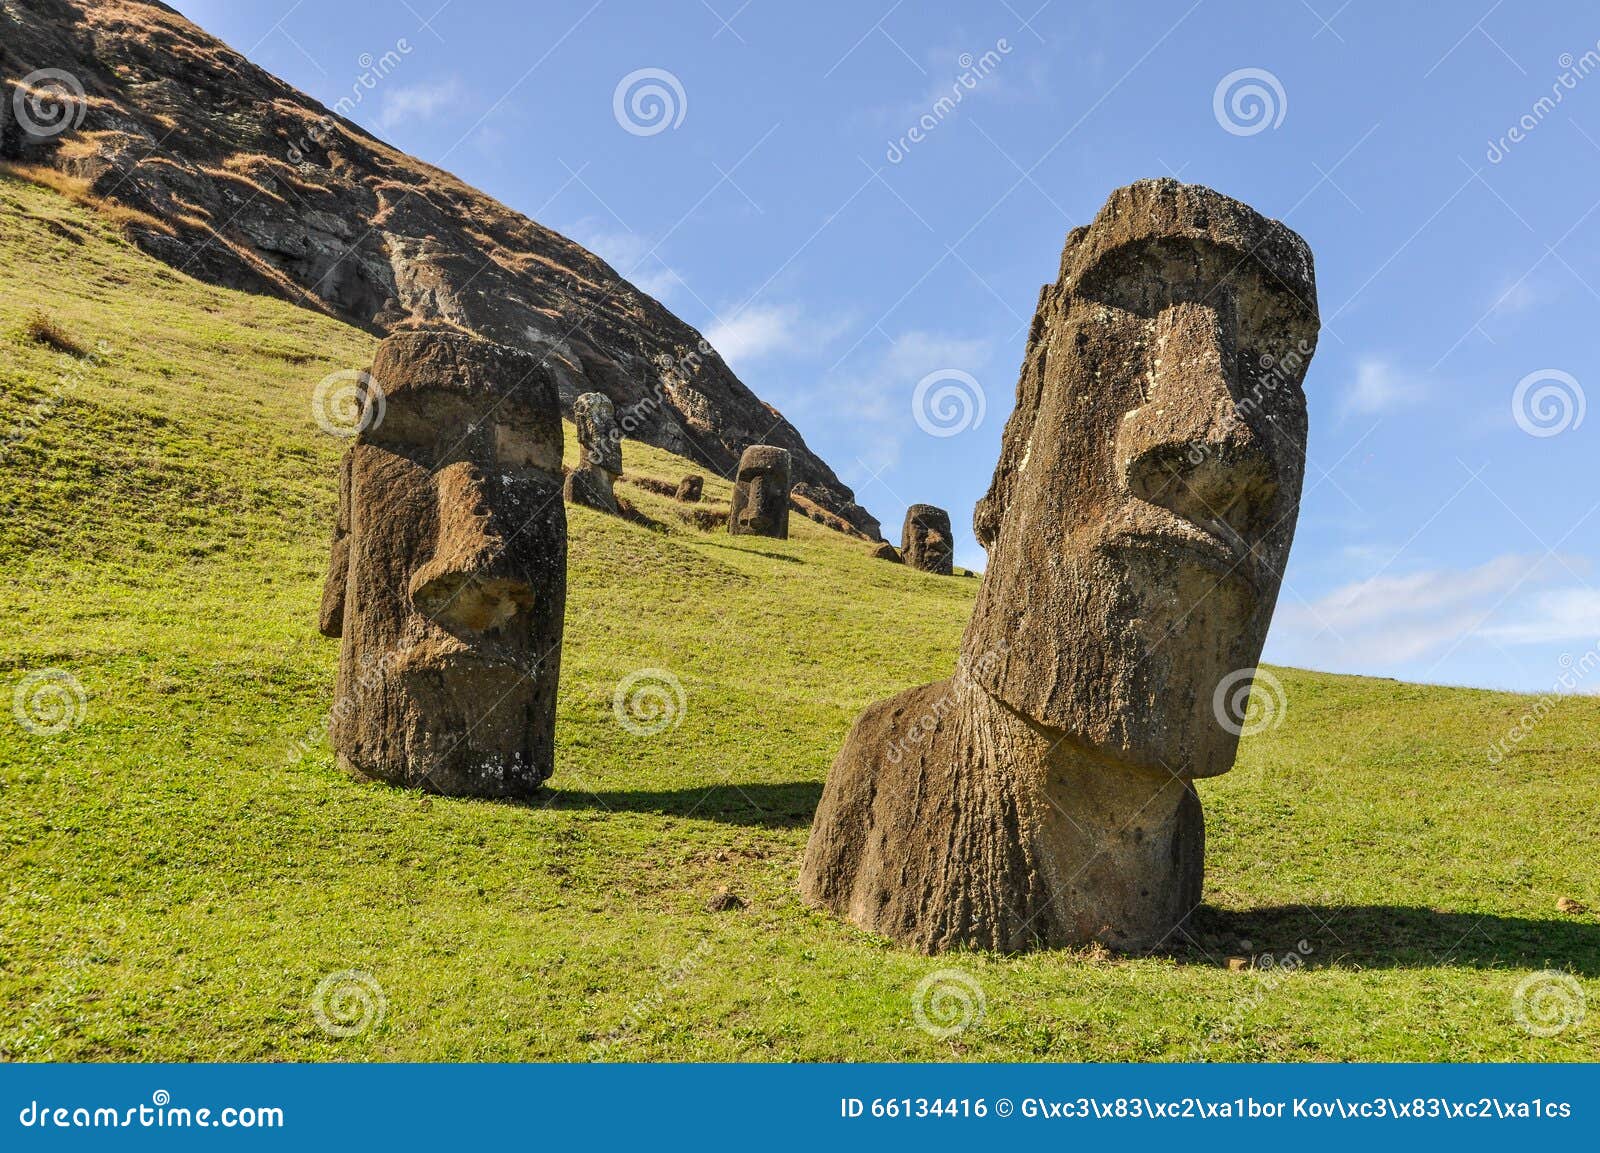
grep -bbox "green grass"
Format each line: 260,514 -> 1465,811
1,170 -> 1596,1062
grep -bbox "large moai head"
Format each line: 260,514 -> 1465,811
318,331 -> 567,797
728,445 -> 791,539
564,391 -> 622,514
962,180 -> 1318,779
900,504 -> 954,575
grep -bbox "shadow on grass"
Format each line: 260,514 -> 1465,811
541,781 -> 823,828
1177,904 -> 1600,974
698,540 -> 805,564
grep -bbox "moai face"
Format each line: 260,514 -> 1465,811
728,445 -> 791,539
319,331 -> 567,797
962,180 -> 1318,779
573,391 -> 622,475
901,504 -> 953,575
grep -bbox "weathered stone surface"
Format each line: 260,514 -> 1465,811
871,542 -> 902,564
802,179 -> 1318,953
320,330 -> 566,798
675,474 -> 703,502
900,504 -> 953,575
563,391 -> 621,514
728,445 -> 791,539
2,0 -> 881,541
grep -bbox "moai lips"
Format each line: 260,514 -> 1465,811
801,180 -> 1318,953
319,331 -> 567,798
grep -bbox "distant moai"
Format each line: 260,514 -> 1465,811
675,474 -> 703,502
871,542 -> 902,564
802,180 -> 1319,953
563,391 -> 622,514
900,504 -> 953,575
727,445 -> 791,539
319,331 -> 567,798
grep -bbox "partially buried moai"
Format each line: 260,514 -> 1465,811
563,391 -> 623,514
801,180 -> 1318,952
319,331 -> 567,798
727,445 -> 791,539
675,474 -> 703,502
900,504 -> 953,575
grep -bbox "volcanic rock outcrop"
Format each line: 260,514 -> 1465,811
727,445 -> 791,540
800,180 -> 1319,953
319,330 -> 566,798
0,0 -> 879,539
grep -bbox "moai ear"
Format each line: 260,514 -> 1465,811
318,449 -> 354,638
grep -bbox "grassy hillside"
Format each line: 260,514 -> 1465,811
1,169 -> 1596,1062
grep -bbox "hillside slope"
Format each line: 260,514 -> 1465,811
1,171 -> 1597,1061
0,0 -> 881,538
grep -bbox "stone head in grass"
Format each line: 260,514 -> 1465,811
801,180 -> 1318,953
900,504 -> 953,575
563,391 -> 623,515
728,444 -> 791,539
318,331 -> 567,798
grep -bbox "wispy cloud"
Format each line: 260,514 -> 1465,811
705,304 -> 852,369
374,78 -> 464,132
1342,357 -> 1429,417
566,221 -> 681,301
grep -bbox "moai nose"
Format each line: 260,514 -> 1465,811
409,462 -> 535,633
1116,299 -> 1277,532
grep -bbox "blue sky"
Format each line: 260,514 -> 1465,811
173,0 -> 1600,693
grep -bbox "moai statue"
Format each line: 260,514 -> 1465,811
871,542 -> 902,564
319,331 -> 567,798
901,504 -> 953,575
727,445 -> 791,539
563,391 -> 622,514
801,180 -> 1318,953
675,474 -> 703,502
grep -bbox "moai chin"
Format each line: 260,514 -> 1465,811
563,391 -> 623,514
728,445 -> 791,539
319,330 -> 567,798
901,504 -> 953,575
801,180 -> 1318,953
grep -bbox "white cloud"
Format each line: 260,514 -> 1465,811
705,304 -> 804,364
565,222 -> 680,301
1342,357 -> 1429,417
1480,587 -> 1600,645
374,78 -> 464,132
